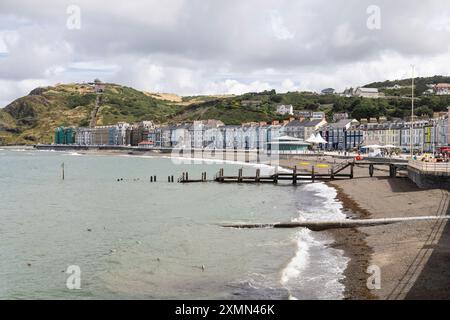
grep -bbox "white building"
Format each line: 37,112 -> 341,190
354,87 -> 380,98
75,128 -> 94,145
311,112 -> 326,119
276,105 -> 294,116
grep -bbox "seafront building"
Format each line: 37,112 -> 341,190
55,106 -> 450,154
55,127 -> 75,145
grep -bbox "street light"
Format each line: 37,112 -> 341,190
410,65 -> 415,158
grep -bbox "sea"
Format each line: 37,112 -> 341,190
0,148 -> 349,300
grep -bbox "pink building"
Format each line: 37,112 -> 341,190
434,83 -> 450,95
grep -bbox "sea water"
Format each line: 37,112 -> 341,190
0,148 -> 348,300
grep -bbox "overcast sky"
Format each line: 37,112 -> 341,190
1,0 -> 450,106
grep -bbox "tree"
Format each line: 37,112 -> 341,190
270,94 -> 283,103
414,106 -> 433,117
351,99 -> 379,120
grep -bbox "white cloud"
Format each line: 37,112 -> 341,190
332,24 -> 357,48
269,10 -> 295,40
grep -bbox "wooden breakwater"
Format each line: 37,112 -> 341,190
221,216 -> 450,231
178,162 -> 355,184
176,160 -> 408,184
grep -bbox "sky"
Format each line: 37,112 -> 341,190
1,0 -> 450,106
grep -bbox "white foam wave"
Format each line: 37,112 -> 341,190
280,182 -> 349,300
66,152 -> 83,156
281,229 -> 312,285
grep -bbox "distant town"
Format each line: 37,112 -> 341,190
53,81 -> 450,155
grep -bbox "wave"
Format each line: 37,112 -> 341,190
65,152 -> 83,156
280,229 -> 311,291
280,182 -> 349,300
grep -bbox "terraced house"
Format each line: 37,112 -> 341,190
60,106 -> 449,154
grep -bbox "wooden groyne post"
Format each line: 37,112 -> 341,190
292,166 -> 297,185
389,164 -> 397,178
350,163 -> 354,179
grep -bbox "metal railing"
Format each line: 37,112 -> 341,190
408,160 -> 450,174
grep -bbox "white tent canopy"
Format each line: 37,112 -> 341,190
306,133 -> 328,144
314,133 -> 327,144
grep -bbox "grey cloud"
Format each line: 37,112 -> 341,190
1,0 -> 450,103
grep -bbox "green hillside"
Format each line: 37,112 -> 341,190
365,75 -> 450,96
1,76 -> 450,145
0,83 -> 182,145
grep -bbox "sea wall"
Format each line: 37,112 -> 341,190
408,168 -> 450,190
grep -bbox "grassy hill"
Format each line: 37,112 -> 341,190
0,83 -> 182,145
1,76 -> 450,145
364,75 -> 450,96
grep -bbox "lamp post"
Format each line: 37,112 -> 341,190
410,65 -> 415,158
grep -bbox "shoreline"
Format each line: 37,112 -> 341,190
326,184 -> 375,300
327,167 -> 450,300
277,155 -> 450,300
